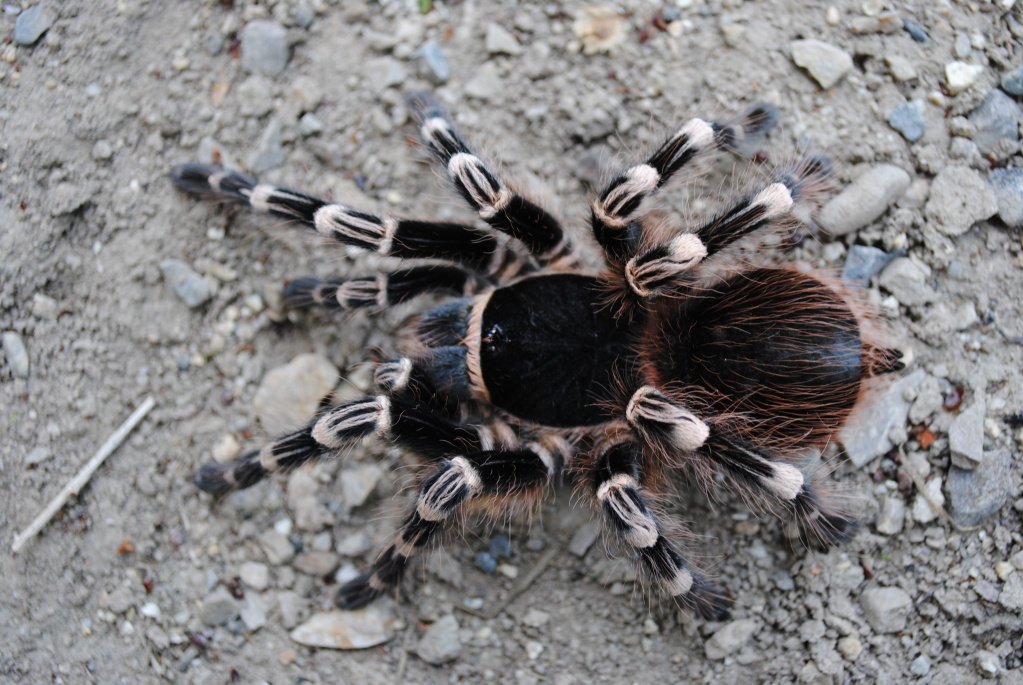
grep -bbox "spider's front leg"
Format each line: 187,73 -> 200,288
337,436 -> 569,608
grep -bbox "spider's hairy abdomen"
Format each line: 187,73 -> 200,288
644,267 -> 864,452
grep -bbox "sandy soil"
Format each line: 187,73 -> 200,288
2,1 -> 1022,683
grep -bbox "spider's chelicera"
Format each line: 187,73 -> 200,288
172,94 -> 902,620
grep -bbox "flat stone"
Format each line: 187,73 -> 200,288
3,332 -> 30,378
945,61 -> 984,94
948,395 -> 985,469
875,494 -> 906,535
878,258 -> 937,307
14,5 -> 53,45
968,89 -> 1022,160
989,167 -> 1023,228
415,614 -> 461,664
1002,65 -> 1023,96
427,548 -> 465,588
252,354 -> 338,434
241,592 -> 269,632
705,619 -> 759,660
160,259 -> 215,309
999,572 -> 1023,611
860,587 -> 912,633
948,449 -> 1012,527
336,531 -> 373,557
485,23 -> 522,55
239,561 -> 270,591
259,528 -> 296,565
911,476 -> 944,524
568,520 -> 601,557
464,62 -> 502,100
819,164 -> 911,235
419,40 -> 451,84
924,166 -> 998,236
839,369 -> 926,467
885,55 -> 917,82
340,463 -> 383,511
790,39 -> 853,89
241,20 -> 290,77
364,57 -> 406,89
50,182 -> 90,216
887,100 -> 926,142
248,117 -> 285,174
290,601 -> 398,650
200,587 -> 240,626
287,469 -> 331,531
278,590 -> 306,629
24,446 -> 50,466
293,551 -> 339,577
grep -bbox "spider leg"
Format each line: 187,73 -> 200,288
281,265 -> 474,311
592,103 -> 778,265
337,438 -> 567,609
623,156 -> 831,299
591,440 -> 731,620
170,163 -> 520,276
408,93 -> 574,268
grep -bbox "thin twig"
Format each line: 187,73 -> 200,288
11,396 -> 156,553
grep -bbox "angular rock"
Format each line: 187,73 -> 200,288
948,396 -> 985,470
240,561 -> 270,591
364,57 -> 406,89
948,449 -> 1012,527
340,463 -> 383,511
14,5 -> 53,45
989,167 -> 1023,228
248,118 -> 285,174
705,619 -> 759,660
860,587 -> 912,633
416,614 -> 461,664
924,166 -> 998,236
293,551 -> 339,577
885,55 -> 917,82
3,332 -> 30,378
241,592 -> 269,631
568,520 -> 601,557
252,354 -> 338,434
278,590 -> 306,629
790,40 -> 853,89
465,62 -> 501,100
999,572 -> 1023,611
287,469 -> 331,531
419,40 -> 451,84
968,89 -> 1022,159
1002,66 -> 1023,96
336,531 -> 373,557
818,164 -> 911,235
911,477 -> 944,524
887,101 -> 926,142
485,23 -> 521,55
875,494 -> 906,535
290,601 -> 398,650
201,587 -> 240,626
160,259 -> 215,308
839,369 -> 925,467
945,61 -> 983,94
259,528 -> 296,565
878,258 -> 937,307
241,20 -> 290,77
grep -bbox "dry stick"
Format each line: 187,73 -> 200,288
11,396 -> 156,553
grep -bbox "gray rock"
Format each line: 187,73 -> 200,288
885,55 -> 917,82
948,396 -> 985,469
336,531 -> 373,557
290,601 -> 398,649
240,561 -> 270,591
298,112 -> 323,137
705,619 -> 759,660
945,61 -> 984,94
3,332 -> 30,378
911,476 -> 944,524
420,40 -> 451,84
818,164 -> 911,235
568,520 -> 601,557
790,40 -> 853,89
340,463 -> 383,511
842,245 -> 895,287
989,167 -> 1023,228
293,551 -> 339,577
839,369 -> 925,467
909,375 -> 943,423
1003,66 -> 1023,96
968,89 -> 1022,159
860,587 -> 912,633
416,614 -> 461,664
248,118 -> 285,174
464,62 -> 502,100
240,592 -> 269,631
259,528 -> 296,565
878,258 -> 938,307
278,590 -> 305,629
160,259 -> 214,308
293,0 -> 316,28
999,572 -> 1023,611
237,75 -> 274,118
241,20 -> 290,77
887,100 -> 926,142
925,165 -> 998,236
948,449 -> 1012,527
427,548 -> 465,588
24,446 -> 50,466
485,23 -> 522,55
875,494 -> 906,535
364,57 -> 406,89
14,5 -> 53,45
976,650 -> 1000,676
287,469 -> 331,531
50,182 -> 90,216
200,587 -> 240,626
910,655 -> 932,676
252,354 -> 338,434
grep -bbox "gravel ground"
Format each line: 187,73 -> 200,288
3,1 -> 1023,683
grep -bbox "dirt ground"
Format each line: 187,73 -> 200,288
2,1 -> 1023,683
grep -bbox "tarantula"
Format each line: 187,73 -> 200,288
172,94 -> 902,620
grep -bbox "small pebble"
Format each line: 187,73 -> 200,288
705,619 -> 758,660
568,520 -> 601,557
464,62 -> 502,100
989,167 -> 1023,228
474,551 -> 498,574
790,39 -> 853,89
976,650 -> 1000,675
420,40 -> 451,84
160,259 -> 214,309
887,100 -> 926,142
968,89 -> 1022,160
212,434 -> 241,463
819,164 -> 911,235
200,587 -> 240,626
241,593 -> 269,632
252,354 -> 338,435
3,331 -> 30,378
902,19 -> 928,43
924,165 -> 998,236
885,55 -> 917,82
340,463 -> 383,511
240,20 -> 290,77
912,477 -> 944,524
91,140 -> 113,160
290,602 -> 398,650
948,396 -> 985,470
860,586 -> 912,633
14,4 -> 53,45
875,494 -> 906,535
485,22 -> 522,55
24,446 -> 51,466
416,614 -> 462,664
489,534 -> 512,559
240,561 -> 270,591
1002,65 -> 1023,96
842,245 -> 894,287
298,112 -> 323,136
945,61 -> 984,94
948,450 -> 1012,527
910,655 -> 931,676
837,636 -> 862,661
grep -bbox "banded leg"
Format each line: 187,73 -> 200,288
592,104 -> 779,265
623,156 -> 832,299
592,441 -> 730,620
170,163 -> 517,275
337,438 -> 568,608
409,93 -> 574,268
282,265 -> 473,310
193,396 -> 492,495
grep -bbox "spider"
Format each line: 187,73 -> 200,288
171,93 -> 902,620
